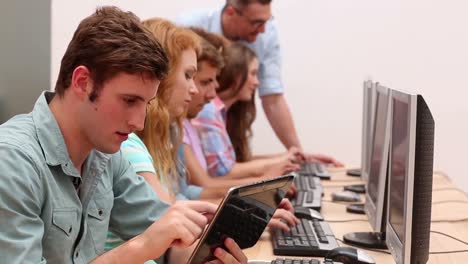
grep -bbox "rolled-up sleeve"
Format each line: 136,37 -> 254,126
257,22 -> 284,97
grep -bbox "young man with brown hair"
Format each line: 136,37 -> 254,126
0,6 -> 246,264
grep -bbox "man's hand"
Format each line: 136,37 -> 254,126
204,238 -> 248,264
139,200 -> 217,260
93,200 -> 218,264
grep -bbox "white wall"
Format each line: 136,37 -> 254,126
51,0 -> 468,192
0,0 -> 50,123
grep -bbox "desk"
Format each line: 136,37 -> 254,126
244,169 -> 468,263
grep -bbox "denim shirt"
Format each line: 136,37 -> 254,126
0,92 -> 169,264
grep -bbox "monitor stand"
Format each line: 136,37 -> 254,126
346,168 -> 361,177
343,231 -> 388,249
344,184 -> 366,194
346,203 -> 365,214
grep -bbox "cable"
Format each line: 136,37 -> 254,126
336,238 -> 392,255
432,200 -> 468,205
428,230 -> 468,254
430,231 -> 468,246
434,187 -> 462,192
324,184 -> 365,189
325,219 -> 368,223
432,217 -> 468,223
430,249 -> 468,254
322,200 -> 357,205
433,187 -> 468,196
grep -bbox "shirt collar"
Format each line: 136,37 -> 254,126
212,96 -> 227,121
32,92 -> 66,165
212,96 -> 226,113
32,91 -> 112,181
32,92 -> 80,176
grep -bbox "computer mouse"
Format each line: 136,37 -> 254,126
294,206 -> 324,221
325,246 -> 375,264
331,190 -> 362,202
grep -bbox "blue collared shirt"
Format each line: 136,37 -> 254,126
176,6 -> 284,97
0,92 -> 169,264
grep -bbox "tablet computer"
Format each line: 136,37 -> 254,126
188,173 -> 296,264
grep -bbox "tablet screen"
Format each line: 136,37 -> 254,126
188,174 -> 295,264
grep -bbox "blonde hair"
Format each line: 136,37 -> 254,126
137,18 -> 201,197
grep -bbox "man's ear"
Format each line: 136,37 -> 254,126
224,5 -> 236,17
70,65 -> 92,101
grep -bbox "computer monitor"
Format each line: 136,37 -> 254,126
361,80 -> 377,182
386,90 -> 434,264
343,84 -> 392,249
347,80 -> 376,180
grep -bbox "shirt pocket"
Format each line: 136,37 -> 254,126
51,208 -> 78,237
44,208 -> 79,259
87,190 -> 114,255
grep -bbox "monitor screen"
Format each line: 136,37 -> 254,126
364,84 -> 392,233
388,98 -> 409,243
367,89 -> 389,206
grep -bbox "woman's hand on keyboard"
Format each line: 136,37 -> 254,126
278,198 -> 295,213
301,152 -> 345,167
263,155 -> 300,178
268,208 -> 300,231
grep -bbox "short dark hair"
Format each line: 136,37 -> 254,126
54,6 -> 168,100
189,27 -> 229,70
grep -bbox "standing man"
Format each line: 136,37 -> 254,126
177,0 -> 342,165
0,6 -> 246,264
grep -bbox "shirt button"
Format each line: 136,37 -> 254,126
75,251 -> 79,258
98,209 -> 103,216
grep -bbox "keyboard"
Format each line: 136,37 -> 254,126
291,190 -> 322,210
270,259 -> 341,264
299,163 -> 331,180
294,175 -> 323,194
272,218 -> 339,257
